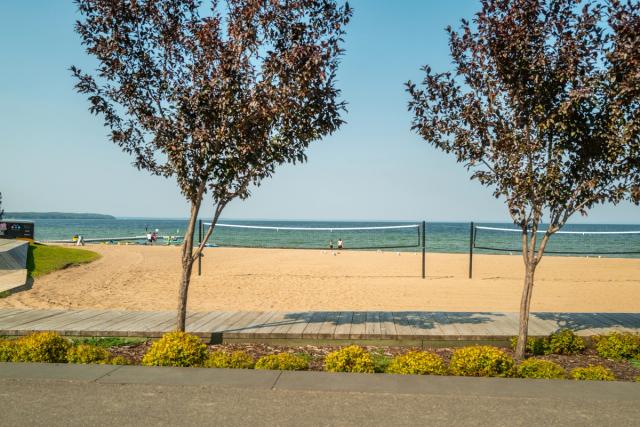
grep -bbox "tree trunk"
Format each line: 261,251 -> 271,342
515,259 -> 537,359
176,202 -> 201,332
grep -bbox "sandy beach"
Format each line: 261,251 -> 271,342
1,245 -> 638,312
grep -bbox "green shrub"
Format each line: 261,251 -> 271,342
449,346 -> 514,377
205,350 -> 255,369
141,332 -> 208,367
0,340 -> 18,362
324,345 -> 375,373
109,356 -> 130,365
14,332 -> 70,363
386,351 -> 447,375
371,353 -> 391,373
73,337 -> 145,348
594,332 -> 640,361
509,336 -> 548,356
547,329 -> 585,355
255,353 -> 309,371
516,359 -> 565,379
636,375 -> 640,383
570,365 -> 615,381
66,344 -> 111,364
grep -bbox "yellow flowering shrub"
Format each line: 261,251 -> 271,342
14,332 -> 70,363
109,355 -> 130,365
449,346 -> 514,377
547,329 -> 585,355
594,332 -> 640,360
386,351 -> 447,375
570,365 -> 615,381
141,332 -> 208,367
67,344 -> 111,364
0,339 -> 18,362
509,336 -> 549,356
205,350 -> 255,369
324,345 -> 375,373
255,353 -> 309,371
516,359 -> 565,379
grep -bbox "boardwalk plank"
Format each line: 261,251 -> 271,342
0,310 -> 68,330
284,312 -> 314,339
363,311 -> 381,338
236,312 -> 280,338
0,308 -> 23,320
301,312 -> 330,339
378,312 -> 397,339
333,312 -> 354,339
265,312 -> 302,339
250,312 -> 295,339
186,312 -> 226,333
393,312 -> 419,339
315,312 -> 341,339
28,310 -> 107,332
349,312 -> 367,339
224,312 -> 265,338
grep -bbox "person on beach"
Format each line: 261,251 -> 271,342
337,238 -> 343,250
146,232 -> 152,244
329,240 -> 334,250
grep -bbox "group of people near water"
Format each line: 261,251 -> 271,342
329,238 -> 344,250
146,229 -> 159,244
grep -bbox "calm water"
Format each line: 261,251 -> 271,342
6,218 -> 640,258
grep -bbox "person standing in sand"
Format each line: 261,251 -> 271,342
337,238 -> 343,250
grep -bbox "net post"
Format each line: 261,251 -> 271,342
421,221 -> 426,279
468,221 -> 474,279
198,219 -> 202,276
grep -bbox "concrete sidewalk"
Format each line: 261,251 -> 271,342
0,363 -> 638,426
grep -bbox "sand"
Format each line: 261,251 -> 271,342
1,245 -> 638,312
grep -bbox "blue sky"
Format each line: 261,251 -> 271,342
0,0 -> 637,223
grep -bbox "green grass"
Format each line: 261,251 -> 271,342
27,243 -> 100,278
71,337 -> 146,348
630,359 -> 640,369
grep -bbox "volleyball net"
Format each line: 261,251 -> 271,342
200,222 -> 423,250
472,225 -> 640,255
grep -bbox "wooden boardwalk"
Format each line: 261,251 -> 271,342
1,309 -> 639,344
0,309 -> 640,344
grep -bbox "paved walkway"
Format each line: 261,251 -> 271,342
0,363 -> 638,426
0,240 -> 28,293
1,309 -> 639,342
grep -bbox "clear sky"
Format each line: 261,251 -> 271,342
0,0 -> 637,223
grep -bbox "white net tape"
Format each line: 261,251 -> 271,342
203,223 -> 419,231
475,226 -> 640,235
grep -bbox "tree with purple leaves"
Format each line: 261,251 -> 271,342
407,0 -> 640,359
72,0 -> 351,331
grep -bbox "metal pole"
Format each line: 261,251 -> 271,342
469,221 -> 474,279
198,219 -> 202,276
421,220 -> 426,279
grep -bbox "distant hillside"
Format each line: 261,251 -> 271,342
4,212 -> 116,220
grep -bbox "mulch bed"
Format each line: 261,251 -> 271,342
107,341 -> 640,381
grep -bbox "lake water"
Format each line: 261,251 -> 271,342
5,217 -> 639,258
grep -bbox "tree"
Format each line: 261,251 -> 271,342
72,0 -> 351,331
406,0 -> 640,359
0,192 -> 4,220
